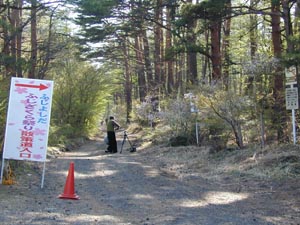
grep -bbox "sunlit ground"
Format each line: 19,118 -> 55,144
25,212 -> 126,224
179,191 -> 249,207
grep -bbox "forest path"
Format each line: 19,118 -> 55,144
0,136 -> 299,225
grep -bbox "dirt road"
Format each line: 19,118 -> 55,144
0,138 -> 299,225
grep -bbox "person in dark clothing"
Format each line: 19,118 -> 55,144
105,116 -> 120,153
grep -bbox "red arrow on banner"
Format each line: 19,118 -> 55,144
15,83 -> 48,90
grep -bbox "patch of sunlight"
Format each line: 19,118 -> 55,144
204,191 -> 249,204
76,169 -> 117,178
64,214 -> 124,223
26,212 -> 126,224
139,141 -> 152,149
262,215 -> 298,224
142,165 -> 161,177
60,155 -> 92,159
132,194 -> 153,199
144,168 -> 160,177
120,161 -> 141,165
179,199 -> 209,207
179,191 -> 249,207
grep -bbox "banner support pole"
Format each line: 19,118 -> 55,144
41,161 -> 46,188
0,158 -> 5,183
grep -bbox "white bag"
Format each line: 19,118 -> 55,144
104,136 -> 109,145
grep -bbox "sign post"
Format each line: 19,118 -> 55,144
184,93 -> 199,145
1,77 -> 54,188
285,67 -> 298,144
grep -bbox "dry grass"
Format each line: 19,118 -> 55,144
138,142 -> 300,182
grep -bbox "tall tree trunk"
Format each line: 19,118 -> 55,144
132,1 -> 146,101
122,39 -> 132,123
222,0 -> 231,90
174,53 -> 184,96
210,20 -> 222,82
271,0 -> 286,142
246,0 -> 259,95
29,0 -> 37,79
11,1 -> 18,77
135,35 -> 146,101
201,29 -> 210,83
186,39 -> 197,85
154,0 -> 163,93
165,6 -> 174,94
38,8 -> 54,79
142,28 -> 152,95
1,0 -> 11,77
295,0 -> 300,91
186,0 -> 197,85
16,0 -> 23,77
281,0 -> 294,53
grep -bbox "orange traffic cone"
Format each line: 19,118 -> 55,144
58,162 -> 80,200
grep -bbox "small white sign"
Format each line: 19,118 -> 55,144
285,66 -> 297,83
3,77 -> 54,162
285,87 -> 299,110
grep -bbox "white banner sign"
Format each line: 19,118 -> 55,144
3,77 -> 54,162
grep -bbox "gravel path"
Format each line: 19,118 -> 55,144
0,138 -> 299,225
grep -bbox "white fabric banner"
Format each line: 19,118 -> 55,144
3,77 -> 54,162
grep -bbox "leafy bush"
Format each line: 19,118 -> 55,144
196,85 -> 253,149
48,124 -> 78,146
133,96 -> 160,127
49,59 -> 112,144
169,135 -> 189,146
158,98 -> 199,145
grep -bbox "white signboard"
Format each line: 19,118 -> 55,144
285,66 -> 297,83
3,77 -> 54,162
285,86 -> 299,110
